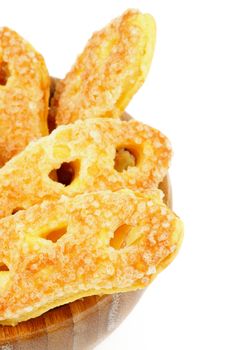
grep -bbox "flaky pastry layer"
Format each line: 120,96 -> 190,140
51,9 -> 156,125
0,27 -> 49,167
0,189 -> 183,325
0,118 -> 171,219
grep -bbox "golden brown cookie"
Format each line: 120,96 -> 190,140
0,189 -> 183,325
0,118 -> 171,219
0,27 -> 49,166
50,9 -> 156,126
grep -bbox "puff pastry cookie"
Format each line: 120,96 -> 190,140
0,10 -> 184,328
51,9 -> 156,126
0,27 -> 49,166
0,118 -> 171,219
0,189 -> 183,325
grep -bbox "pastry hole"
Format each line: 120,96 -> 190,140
0,263 -> 9,272
48,169 -> 57,181
110,225 -> 133,250
12,207 -> 24,215
49,161 -> 79,186
0,61 -> 10,86
45,226 -> 67,243
114,147 -> 137,172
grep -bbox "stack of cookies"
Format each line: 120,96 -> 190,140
0,9 -> 183,326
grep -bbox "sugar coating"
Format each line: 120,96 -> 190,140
50,9 -> 156,125
0,189 -> 183,325
0,27 -> 49,166
0,118 -> 172,219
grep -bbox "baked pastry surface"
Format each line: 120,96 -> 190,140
0,27 -> 49,166
51,9 -> 156,125
0,118 -> 171,219
0,189 -> 183,325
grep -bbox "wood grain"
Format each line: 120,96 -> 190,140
0,78 -> 172,350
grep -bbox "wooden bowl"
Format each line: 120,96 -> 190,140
0,79 -> 172,349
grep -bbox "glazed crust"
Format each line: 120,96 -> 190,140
0,11 -> 184,328
50,9 -> 156,125
0,27 -> 49,166
0,189 -> 183,325
0,118 -> 171,219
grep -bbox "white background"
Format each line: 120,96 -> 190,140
1,0 -> 232,349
